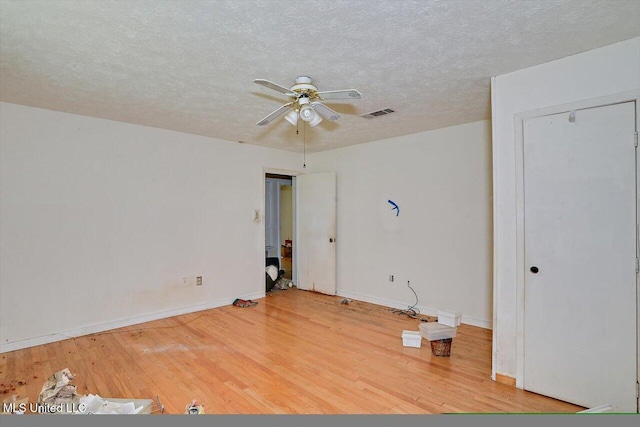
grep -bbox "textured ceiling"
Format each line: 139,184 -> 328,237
1,1 -> 639,153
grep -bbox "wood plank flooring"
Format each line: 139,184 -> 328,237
0,288 -> 583,414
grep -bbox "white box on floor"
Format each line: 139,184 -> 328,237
437,310 -> 462,327
419,322 -> 457,341
401,330 -> 422,348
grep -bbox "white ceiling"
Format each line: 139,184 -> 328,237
1,1 -> 638,153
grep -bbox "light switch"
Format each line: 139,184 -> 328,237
252,209 -> 261,221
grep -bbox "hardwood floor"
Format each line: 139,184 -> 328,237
0,288 -> 582,414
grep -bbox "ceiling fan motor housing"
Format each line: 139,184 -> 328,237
291,76 -> 318,98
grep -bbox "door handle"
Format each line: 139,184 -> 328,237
530,266 -> 539,274
329,238 -> 334,243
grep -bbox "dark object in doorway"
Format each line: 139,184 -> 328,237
266,257 -> 285,292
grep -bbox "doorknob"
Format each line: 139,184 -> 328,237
530,266 -> 539,274
329,238 -> 334,243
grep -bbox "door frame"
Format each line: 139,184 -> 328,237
265,176 -> 293,259
263,168 -> 302,287
512,90 -> 640,395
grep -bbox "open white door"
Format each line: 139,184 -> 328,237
523,102 -> 638,412
296,172 -> 336,295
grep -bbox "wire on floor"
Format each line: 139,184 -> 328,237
392,280 -> 421,319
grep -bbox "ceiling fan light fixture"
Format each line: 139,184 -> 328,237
309,113 -> 323,127
299,104 -> 316,122
284,109 -> 298,126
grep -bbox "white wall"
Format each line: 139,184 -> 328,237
0,102 -> 302,352
492,37 -> 640,380
307,120 -> 493,328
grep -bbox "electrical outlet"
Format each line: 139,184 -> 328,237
196,276 -> 202,286
182,277 -> 190,287
389,275 -> 394,282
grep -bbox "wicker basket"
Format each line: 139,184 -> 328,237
430,338 -> 452,357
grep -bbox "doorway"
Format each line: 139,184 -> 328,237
265,173 -> 294,283
265,171 -> 337,295
521,101 -> 638,411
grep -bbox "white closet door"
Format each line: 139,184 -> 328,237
297,172 -> 336,295
523,102 -> 637,412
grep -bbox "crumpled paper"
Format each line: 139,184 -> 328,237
37,368 -> 80,406
185,399 -> 205,414
78,394 -> 145,414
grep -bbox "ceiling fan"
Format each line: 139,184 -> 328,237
253,76 -> 362,127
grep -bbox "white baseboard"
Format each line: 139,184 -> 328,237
0,291 -> 265,353
336,290 -> 492,329
460,314 -> 493,329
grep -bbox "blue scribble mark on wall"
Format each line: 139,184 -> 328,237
388,200 -> 400,216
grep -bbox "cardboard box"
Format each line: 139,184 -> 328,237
401,330 -> 422,348
437,310 -> 462,327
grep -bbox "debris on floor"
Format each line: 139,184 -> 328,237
34,368 -> 157,414
340,298 -> 351,304
272,277 -> 294,290
152,395 -> 165,414
232,298 -> 258,308
185,399 -> 205,414
37,368 -> 79,407
79,394 -> 149,414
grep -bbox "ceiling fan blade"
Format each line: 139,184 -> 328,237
316,89 -> 362,100
253,79 -> 294,96
256,102 -> 293,126
310,101 -> 340,121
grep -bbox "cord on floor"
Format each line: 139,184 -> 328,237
392,280 -> 421,319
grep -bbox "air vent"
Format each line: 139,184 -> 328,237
360,108 -> 395,119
